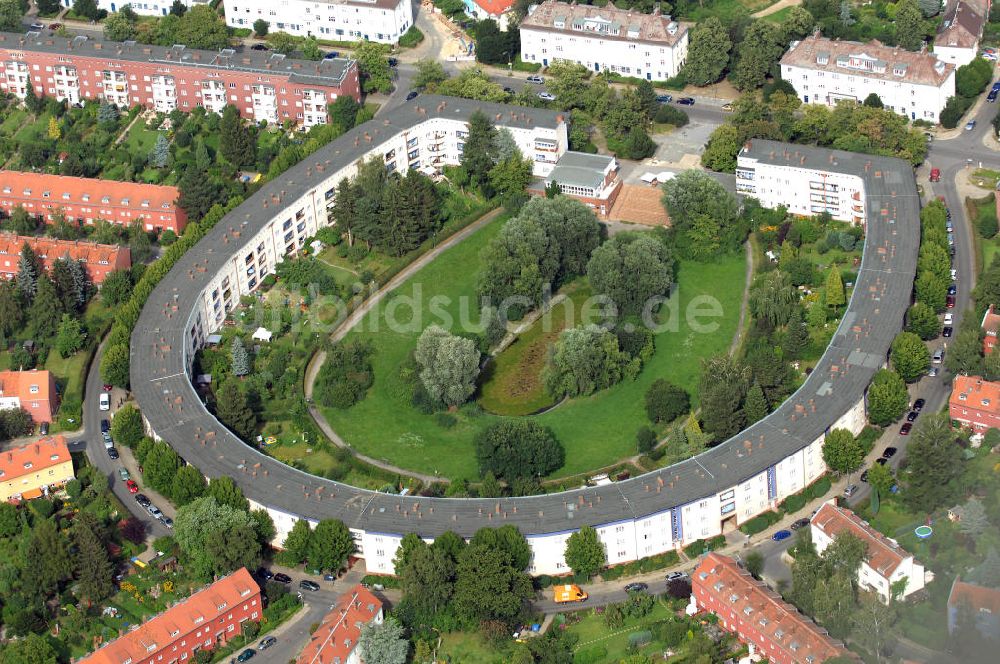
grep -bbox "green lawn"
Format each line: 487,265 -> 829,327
322,215 -> 747,480
565,599 -> 678,663
122,122 -> 161,154
761,6 -> 794,22
479,283 -> 592,416
682,0 -> 779,21
0,108 -> 28,137
14,112 -> 53,143
438,631 -> 509,664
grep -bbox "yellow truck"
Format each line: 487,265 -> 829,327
553,584 -> 588,604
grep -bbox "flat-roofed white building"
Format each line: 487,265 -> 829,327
780,34 -> 956,123
812,501 -> 929,603
542,151 -> 622,217
519,1 -> 690,81
225,0 -> 414,43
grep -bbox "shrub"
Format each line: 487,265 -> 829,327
780,493 -> 806,514
398,25 -> 424,48
435,413 -> 457,429
653,104 -> 689,127
636,426 -> 657,454
627,630 -> 652,649
574,646 -> 609,664
738,510 -> 782,535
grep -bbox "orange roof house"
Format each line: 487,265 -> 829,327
297,585 -> 383,664
0,435 -> 74,502
811,501 -> 927,602
0,369 -> 57,424
0,171 -> 187,233
950,375 -> 1000,433
79,568 -> 262,664
692,553 -> 850,664
0,234 -> 131,284
948,577 -> 1000,640
467,0 -> 516,18
982,305 -> 1000,355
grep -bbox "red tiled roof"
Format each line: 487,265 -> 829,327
80,568 -> 261,664
949,577 -> 1000,614
781,35 -> 955,87
0,435 -> 69,482
950,375 -> 1000,418
470,0 -> 515,15
296,585 -> 381,664
0,170 -> 181,214
811,502 -> 910,578
983,305 -> 1000,336
0,234 -> 130,275
0,369 -> 54,410
694,553 -> 848,664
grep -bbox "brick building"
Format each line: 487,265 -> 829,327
0,435 -> 74,502
811,501 -> 928,603
0,369 -> 58,424
540,152 -> 623,218
79,568 -> 262,664
949,375 -> 1000,433
0,233 -> 131,284
692,553 -> 849,664
0,171 -> 186,233
296,585 -> 383,664
0,30 -> 360,128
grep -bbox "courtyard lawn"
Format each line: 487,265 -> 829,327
322,212 -> 747,480
564,599 -> 681,663
0,108 -> 28,137
14,112 -> 53,144
122,122 -> 162,155
437,631 -> 509,664
761,6 -> 794,22
682,0 -> 779,21
478,283 -> 593,416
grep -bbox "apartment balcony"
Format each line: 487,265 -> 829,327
534,141 -> 559,152
735,169 -> 755,180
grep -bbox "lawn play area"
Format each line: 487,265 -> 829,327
322,214 -> 747,481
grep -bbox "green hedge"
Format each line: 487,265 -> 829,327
361,574 -> 401,589
398,26 -> 424,48
600,550 -> 680,580
682,535 -> 726,559
628,630 -> 653,648
779,474 -> 832,514
574,646 -> 608,664
512,56 -> 542,73
738,510 -> 782,535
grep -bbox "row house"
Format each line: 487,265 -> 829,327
949,374 -> 1000,433
692,553 -> 850,664
0,436 -> 74,502
780,34 -> 956,123
0,170 -> 186,233
0,31 -> 360,128
296,585 -> 383,664
0,369 -> 58,425
0,233 -> 131,284
520,1 -> 689,81
736,140 -> 868,225
226,0 -> 414,44
79,568 -> 262,664
61,0 -> 198,17
811,501 -> 928,603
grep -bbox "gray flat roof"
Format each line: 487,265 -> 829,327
547,151 -> 613,190
131,127 -> 918,538
0,31 -> 354,88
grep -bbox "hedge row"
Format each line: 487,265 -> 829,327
682,535 -> 726,559
779,475 -> 832,515
101,197 -> 245,388
738,510 -> 782,536
600,550 -> 681,581
360,574 -> 401,589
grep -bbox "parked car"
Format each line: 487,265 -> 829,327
913,398 -> 925,411
537,92 -> 556,101
323,573 -> 336,581
99,393 -> 110,411
126,479 -> 139,493
39,421 -> 48,435
323,51 -> 340,59
860,469 -> 869,482
676,97 -> 695,105
624,582 -> 649,593
951,268 -> 958,280
882,447 -> 898,458
148,505 -> 163,518
503,86 -> 514,94
790,518 -> 810,530
989,89 -> 998,103
948,283 -> 957,295
665,571 -> 688,582
160,516 -> 173,529
843,484 -> 859,498
118,467 -> 130,481
966,120 -> 978,131
526,75 -> 544,84
103,432 -> 114,449
943,326 -> 953,338
29,22 -> 44,31
405,90 -> 419,101
48,23 -> 62,30
258,637 -> 277,651
387,57 -> 398,67
236,649 -> 256,662
772,530 -> 792,541
656,94 -> 672,103
299,580 -> 320,592
101,419 -> 110,433
899,422 -> 912,435
135,493 -> 151,507
946,295 -> 956,308
928,366 -> 940,377
875,457 -> 888,466
722,102 -> 734,111
929,168 -> 941,182
274,573 -> 292,584
257,568 -> 275,581
906,411 -> 918,422
107,446 -> 119,460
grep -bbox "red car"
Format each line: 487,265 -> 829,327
929,168 -> 940,182
126,480 -> 139,493
946,295 -> 956,308
899,422 -> 912,435
103,384 -> 113,391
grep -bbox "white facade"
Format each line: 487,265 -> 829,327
519,2 -> 689,80
86,0 -> 196,17
780,36 -> 956,123
812,501 -> 928,603
225,0 -> 414,43
736,150 -> 868,225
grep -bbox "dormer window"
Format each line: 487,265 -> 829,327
959,393 -> 967,400
2,186 -> 9,193
713,581 -> 724,591
49,454 -> 59,461
62,192 -> 70,200
42,191 -> 49,198
29,385 -> 38,393
141,199 -> 150,208
23,189 -> 31,196
983,399 -> 991,406
194,616 -> 204,624
816,51 -> 829,66
893,64 -> 907,77
728,593 -> 739,603
790,641 -> 800,651
774,628 -> 785,639
121,198 -> 129,205
101,196 -> 110,204
82,194 -> 90,201
23,462 -> 32,469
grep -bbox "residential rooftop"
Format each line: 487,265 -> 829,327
0,170 -> 181,213
521,0 -> 689,46
0,30 -> 355,88
781,34 -> 955,87
811,501 -> 912,577
935,0 -> 987,50
296,585 -> 381,664
950,375 -> 1000,416
0,435 -> 69,483
545,151 -> 615,190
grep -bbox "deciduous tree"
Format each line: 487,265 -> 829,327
307,519 -> 355,572
543,324 -> 633,398
822,428 -> 865,475
905,302 -> 941,340
414,326 -> 480,408
587,232 -> 673,317
867,369 -> 909,426
564,526 -> 606,577
683,17 -> 731,86
475,420 -> 564,481
358,616 -> 408,664
903,414 -> 963,512
644,379 -> 690,424
890,331 -> 930,383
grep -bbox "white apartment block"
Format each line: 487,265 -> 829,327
519,1 -> 689,81
781,34 -> 956,123
63,0 -> 197,17
812,501 -> 929,603
737,142 -> 868,225
935,0 -> 990,67
225,0 -> 414,43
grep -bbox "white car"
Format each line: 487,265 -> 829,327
944,313 -> 954,325
537,92 -> 556,101
99,393 -> 110,411
951,268 -> 958,280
